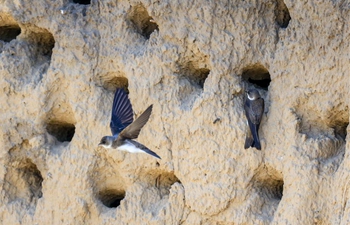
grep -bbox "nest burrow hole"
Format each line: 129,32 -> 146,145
242,64 -> 271,90
72,0 -> 91,5
275,0 -> 291,28
189,67 -> 210,89
181,61 -> 210,89
5,158 -> 43,203
23,160 -> 43,200
98,75 -> 129,93
259,179 -> 284,201
46,121 -> 75,142
98,189 -> 125,208
31,31 -> 55,58
252,166 -> 284,202
0,25 -> 21,42
129,4 -> 159,39
334,121 -> 348,140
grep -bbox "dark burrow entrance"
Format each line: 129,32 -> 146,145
129,3 -> 159,39
4,157 -> 43,203
180,62 -> 210,89
24,28 -> 55,61
98,189 -> 125,208
22,160 -> 44,200
176,53 -> 211,110
257,178 -> 284,201
242,64 -> 271,90
334,121 -> 348,141
72,0 -> 91,5
46,121 -> 75,142
0,25 -> 21,42
252,166 -> 284,204
275,0 -> 291,28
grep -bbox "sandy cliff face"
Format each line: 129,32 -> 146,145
0,0 -> 348,224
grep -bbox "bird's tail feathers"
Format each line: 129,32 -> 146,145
251,125 -> 261,150
143,148 -> 161,159
249,124 -> 261,150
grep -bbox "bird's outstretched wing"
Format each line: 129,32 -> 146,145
110,88 -> 134,135
119,105 -> 153,140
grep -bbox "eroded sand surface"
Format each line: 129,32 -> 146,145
0,0 -> 349,224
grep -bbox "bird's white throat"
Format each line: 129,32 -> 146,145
100,143 -> 112,149
247,94 -> 255,100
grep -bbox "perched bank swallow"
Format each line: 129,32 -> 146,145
244,89 -> 264,150
98,89 -> 161,159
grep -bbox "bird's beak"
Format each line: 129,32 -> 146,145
98,143 -> 102,146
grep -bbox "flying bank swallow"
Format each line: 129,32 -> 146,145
98,89 -> 161,159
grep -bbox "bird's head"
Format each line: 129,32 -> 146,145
246,89 -> 261,100
98,136 -> 114,149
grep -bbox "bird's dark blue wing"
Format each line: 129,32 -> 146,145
110,89 -> 134,135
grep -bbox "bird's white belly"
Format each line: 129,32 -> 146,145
117,144 -> 143,153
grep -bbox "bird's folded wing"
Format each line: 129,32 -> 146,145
119,105 -> 153,139
245,98 -> 264,124
110,88 -> 134,135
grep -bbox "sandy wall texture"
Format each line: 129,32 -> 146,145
0,0 -> 349,224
